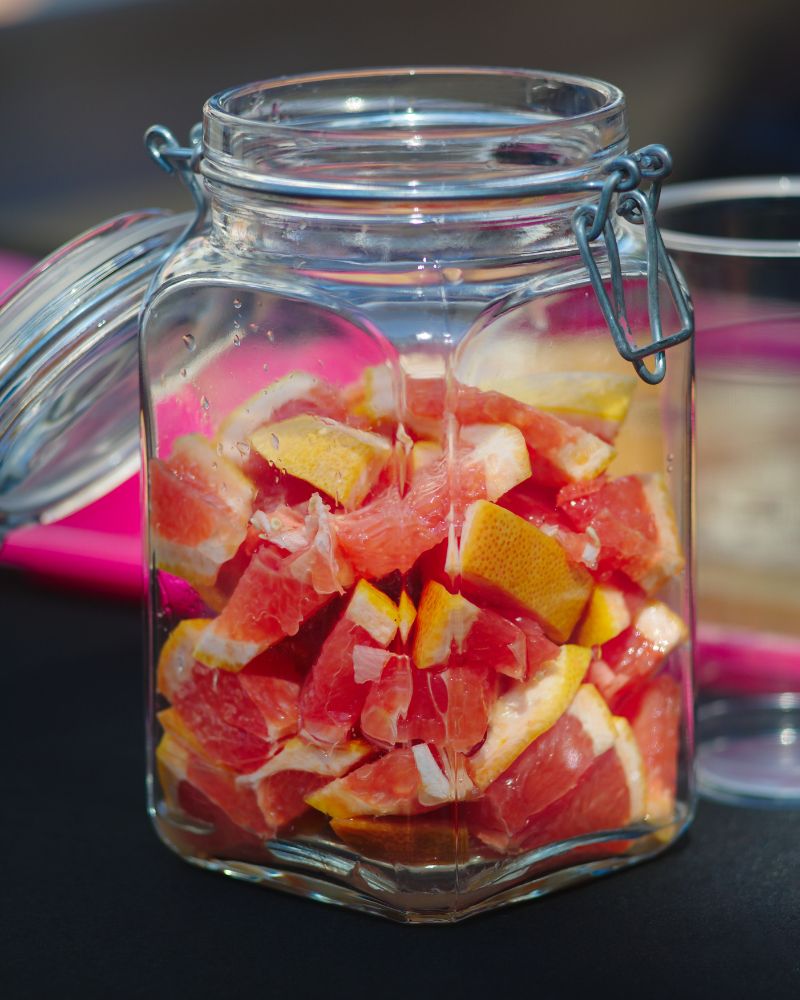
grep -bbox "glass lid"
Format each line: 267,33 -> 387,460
0,209 -> 190,531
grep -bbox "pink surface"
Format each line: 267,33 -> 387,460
0,251 -> 143,599
1,474 -> 144,599
2,254 -> 798,692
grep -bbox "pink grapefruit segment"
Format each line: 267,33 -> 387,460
589,601 -> 688,710
192,545 -> 333,671
558,473 -> 684,594
456,383 -> 615,485
621,674 -> 681,821
156,728 -> 271,838
412,580 -> 528,680
306,744 -> 472,819
300,581 -> 400,746
150,434 -> 256,590
472,684 -> 617,851
250,414 -> 393,511
460,500 -> 594,644
491,716 -> 646,855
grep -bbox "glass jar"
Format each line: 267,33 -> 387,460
0,68 -> 694,922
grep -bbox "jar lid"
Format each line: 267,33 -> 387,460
0,209 -> 190,530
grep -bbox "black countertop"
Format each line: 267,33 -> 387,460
3,570 -> 799,999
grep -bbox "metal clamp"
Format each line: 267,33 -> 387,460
572,144 -> 694,385
144,124 -> 206,239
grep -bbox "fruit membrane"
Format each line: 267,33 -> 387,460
151,360 -> 688,917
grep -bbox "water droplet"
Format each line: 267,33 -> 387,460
233,298 -> 242,310
232,333 -> 241,347
317,358 -> 324,368
216,441 -> 224,455
248,323 -> 259,334
180,367 -> 187,378
236,440 -> 251,458
200,395 -> 210,411
271,433 -> 280,450
263,362 -> 269,372
266,329 -> 275,342
211,461 -> 217,470
97,318 -> 107,328
182,333 -> 196,352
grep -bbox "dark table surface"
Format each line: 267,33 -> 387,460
3,569 -> 799,999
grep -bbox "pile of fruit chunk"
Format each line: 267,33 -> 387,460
152,359 -> 686,861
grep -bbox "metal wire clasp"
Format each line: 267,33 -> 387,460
144,124 -> 206,240
572,144 -> 693,385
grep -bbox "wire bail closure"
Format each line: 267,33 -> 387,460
144,124 -> 206,243
144,127 -> 693,385
572,144 -> 694,384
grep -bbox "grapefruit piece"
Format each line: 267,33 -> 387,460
157,625 -> 273,772
456,383 -> 615,485
239,736 -> 374,833
473,683 -> 617,849
410,440 -> 443,477
306,744 -> 471,818
331,815 -> 468,865
300,581 -> 400,746
575,583 -> 631,647
241,736 -> 373,783
192,545 -> 333,671
517,617 -> 561,678
459,423 -> 532,501
412,580 -> 527,679
589,601 -> 688,709
345,354 -> 446,438
502,715 -> 646,855
150,434 -> 256,590
252,493 -> 354,596
475,372 -> 637,444
468,644 -> 592,790
156,730 -> 271,837
558,473 -> 684,594
398,591 -> 417,643
157,621 -> 301,768
345,578 -> 400,645
335,425 -> 529,581
501,483 -> 602,571
250,414 -> 392,511
360,655 -> 415,747
253,770 -> 329,833
460,500 -> 594,643
373,660 -> 495,754
215,372 -> 344,466
237,651 -> 303,742
622,674 -> 681,822
335,460 -> 451,579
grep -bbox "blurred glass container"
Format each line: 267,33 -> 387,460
660,177 -> 800,806
0,67 -> 694,920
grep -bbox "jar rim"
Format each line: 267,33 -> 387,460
201,66 -> 628,200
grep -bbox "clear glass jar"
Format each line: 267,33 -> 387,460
0,68 -> 694,922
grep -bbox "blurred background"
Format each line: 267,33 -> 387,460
1,0 -> 800,256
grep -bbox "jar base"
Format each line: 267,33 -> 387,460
152,804 -> 692,924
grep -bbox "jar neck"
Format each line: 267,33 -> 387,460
206,181 -> 619,268
199,67 -> 628,268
